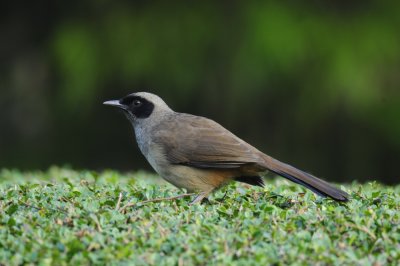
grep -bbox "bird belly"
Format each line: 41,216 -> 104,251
160,165 -> 233,192
141,142 -> 235,192
161,166 -> 206,192
145,151 -> 232,192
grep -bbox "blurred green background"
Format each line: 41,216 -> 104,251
1,1 -> 399,184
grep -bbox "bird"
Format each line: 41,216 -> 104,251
104,92 -> 349,204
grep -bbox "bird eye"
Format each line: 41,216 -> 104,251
133,100 -> 142,106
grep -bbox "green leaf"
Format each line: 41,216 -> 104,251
6,204 -> 18,215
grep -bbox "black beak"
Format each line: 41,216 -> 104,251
103,100 -> 127,110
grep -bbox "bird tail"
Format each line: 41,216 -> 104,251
262,155 -> 349,201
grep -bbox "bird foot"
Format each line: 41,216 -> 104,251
189,191 -> 212,205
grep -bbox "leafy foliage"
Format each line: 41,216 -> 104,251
0,167 -> 399,265
2,2 -> 400,183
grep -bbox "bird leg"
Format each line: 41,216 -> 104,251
190,188 -> 214,205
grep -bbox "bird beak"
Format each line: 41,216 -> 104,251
103,100 -> 127,110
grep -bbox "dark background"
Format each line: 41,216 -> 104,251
1,1 -> 399,184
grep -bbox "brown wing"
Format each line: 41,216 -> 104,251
152,113 -> 265,170
152,113 -> 349,201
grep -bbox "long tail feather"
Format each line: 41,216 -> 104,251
263,156 -> 349,201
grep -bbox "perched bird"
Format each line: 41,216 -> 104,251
104,92 -> 348,204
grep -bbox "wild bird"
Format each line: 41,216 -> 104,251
104,92 -> 349,204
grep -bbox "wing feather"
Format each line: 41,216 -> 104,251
152,113 -> 264,169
